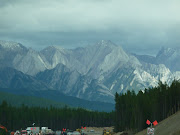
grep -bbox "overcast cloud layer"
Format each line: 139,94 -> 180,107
0,0 -> 180,55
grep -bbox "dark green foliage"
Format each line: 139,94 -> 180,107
0,128 -> 7,135
114,80 -> 180,132
0,101 -> 114,131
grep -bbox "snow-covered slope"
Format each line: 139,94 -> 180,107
0,40 -> 26,50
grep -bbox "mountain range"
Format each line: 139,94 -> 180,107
0,40 -> 179,104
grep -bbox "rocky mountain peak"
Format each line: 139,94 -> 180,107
0,40 -> 27,51
96,40 -> 117,48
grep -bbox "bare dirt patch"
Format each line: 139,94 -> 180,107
135,111 -> 180,135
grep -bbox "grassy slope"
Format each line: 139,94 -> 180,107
135,111 -> 180,135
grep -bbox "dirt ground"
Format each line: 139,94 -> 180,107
83,127 -> 127,135
85,111 -> 180,135
135,111 -> 180,135
83,127 -> 114,132
82,127 -> 114,135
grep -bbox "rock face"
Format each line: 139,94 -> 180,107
36,63 -> 115,103
0,40 -> 179,103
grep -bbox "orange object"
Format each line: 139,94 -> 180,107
0,125 -> 7,132
153,120 -> 158,126
146,119 -> 151,125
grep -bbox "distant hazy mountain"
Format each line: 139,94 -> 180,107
0,88 -> 115,112
132,47 -> 180,71
132,53 -> 156,65
0,40 -> 179,103
156,47 -> 180,71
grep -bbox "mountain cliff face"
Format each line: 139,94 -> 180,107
0,40 -> 179,103
36,63 -> 114,103
13,48 -> 47,75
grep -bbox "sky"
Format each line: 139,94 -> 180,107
0,0 -> 180,55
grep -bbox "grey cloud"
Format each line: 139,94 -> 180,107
0,0 -> 180,32
0,0 -> 180,55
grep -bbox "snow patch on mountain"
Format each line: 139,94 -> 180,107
173,71 -> 180,80
130,77 -> 136,86
0,40 -> 21,49
133,68 -> 158,87
38,55 -> 48,69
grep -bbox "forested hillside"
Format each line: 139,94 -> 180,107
0,101 -> 115,131
114,80 -> 180,133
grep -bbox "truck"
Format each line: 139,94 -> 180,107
41,127 -> 54,135
26,127 -> 40,134
41,127 -> 48,134
103,129 -> 111,135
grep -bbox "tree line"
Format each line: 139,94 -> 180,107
114,80 -> 180,132
0,102 -> 114,131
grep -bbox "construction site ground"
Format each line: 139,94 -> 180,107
82,127 -> 114,135
135,111 -> 180,135
86,110 -> 180,135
